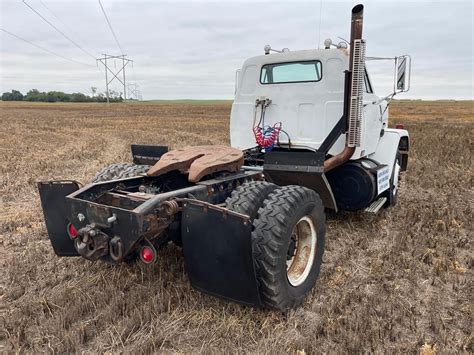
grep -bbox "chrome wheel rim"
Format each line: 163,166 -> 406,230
286,216 -> 317,287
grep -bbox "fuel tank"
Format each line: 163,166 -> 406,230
326,159 -> 379,211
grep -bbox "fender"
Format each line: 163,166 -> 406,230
263,150 -> 338,211
368,128 -> 409,177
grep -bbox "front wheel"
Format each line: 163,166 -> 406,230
252,185 -> 326,311
388,152 -> 402,207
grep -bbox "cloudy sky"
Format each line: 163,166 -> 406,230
0,0 -> 472,100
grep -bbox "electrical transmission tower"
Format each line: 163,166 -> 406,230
96,54 -> 133,103
127,83 -> 142,101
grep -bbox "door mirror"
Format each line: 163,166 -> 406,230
394,55 -> 411,92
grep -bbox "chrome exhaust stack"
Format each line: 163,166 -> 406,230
324,4 -> 365,172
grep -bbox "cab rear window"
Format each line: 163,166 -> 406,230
260,60 -> 322,84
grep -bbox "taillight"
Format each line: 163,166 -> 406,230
140,245 -> 156,264
67,223 -> 78,238
395,124 -> 405,129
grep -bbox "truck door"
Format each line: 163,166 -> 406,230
360,68 -> 383,156
259,60 -> 325,148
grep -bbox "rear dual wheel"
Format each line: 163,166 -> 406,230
91,162 -> 150,183
225,181 -> 278,219
226,182 -> 325,311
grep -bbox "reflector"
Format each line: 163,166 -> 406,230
395,124 -> 405,129
140,246 -> 154,264
67,223 -> 78,238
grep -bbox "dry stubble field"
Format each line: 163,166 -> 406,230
0,100 -> 472,353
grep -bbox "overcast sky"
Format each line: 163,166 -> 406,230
0,0 -> 472,100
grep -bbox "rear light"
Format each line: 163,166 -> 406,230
395,124 -> 405,129
67,223 -> 78,238
140,245 -> 156,264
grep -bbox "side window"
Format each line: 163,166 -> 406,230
364,68 -> 374,94
260,61 -> 322,84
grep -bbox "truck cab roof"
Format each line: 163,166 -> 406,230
242,48 -> 350,67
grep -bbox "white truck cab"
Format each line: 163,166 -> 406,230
230,35 -> 411,212
231,47 -> 389,160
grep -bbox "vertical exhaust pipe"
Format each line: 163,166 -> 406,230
324,4 -> 365,172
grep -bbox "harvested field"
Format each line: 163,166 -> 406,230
0,100 -> 472,353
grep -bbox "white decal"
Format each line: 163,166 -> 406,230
377,166 -> 390,194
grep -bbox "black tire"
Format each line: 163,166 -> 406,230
388,152 -> 402,207
225,181 -> 277,219
91,163 -> 150,183
252,185 -> 326,311
119,164 -> 151,179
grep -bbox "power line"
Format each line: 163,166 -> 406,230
38,0 -> 100,57
36,0 -> 103,75
98,0 -> 124,54
22,0 -> 96,60
0,28 -> 94,67
38,0 -> 78,37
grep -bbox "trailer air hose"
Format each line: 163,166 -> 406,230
253,123 -> 282,150
252,100 -> 287,151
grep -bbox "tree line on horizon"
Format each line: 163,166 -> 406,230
1,88 -> 123,103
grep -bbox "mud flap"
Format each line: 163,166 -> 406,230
181,200 -> 261,307
37,180 -> 80,256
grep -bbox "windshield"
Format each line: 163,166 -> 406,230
260,60 -> 322,84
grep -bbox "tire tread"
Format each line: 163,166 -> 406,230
225,181 -> 277,219
92,163 -> 150,183
252,185 -> 325,311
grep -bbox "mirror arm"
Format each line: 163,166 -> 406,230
372,92 -> 397,106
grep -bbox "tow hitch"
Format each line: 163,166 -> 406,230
75,224 -> 111,261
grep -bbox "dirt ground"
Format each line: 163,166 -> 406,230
0,100 -> 472,353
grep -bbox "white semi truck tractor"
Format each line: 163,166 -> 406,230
38,4 -> 411,311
